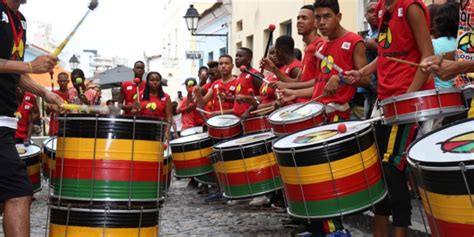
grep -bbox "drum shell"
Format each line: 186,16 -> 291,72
194,171 -> 217,185
273,124 -> 387,219
43,137 -> 57,180
170,135 -> 214,178
268,103 -> 325,136
212,135 -> 282,199
54,115 -> 167,202
207,123 -> 241,139
242,116 -> 271,135
380,88 -> 465,125
19,145 -> 42,193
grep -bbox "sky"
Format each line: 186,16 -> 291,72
22,0 -> 164,67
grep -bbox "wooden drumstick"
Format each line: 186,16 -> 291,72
196,107 -> 212,115
337,116 -> 384,133
134,78 -> 141,104
250,106 -> 274,115
62,103 -> 108,113
261,24 -> 276,74
215,85 -> 224,115
290,95 -> 323,113
386,57 -> 424,68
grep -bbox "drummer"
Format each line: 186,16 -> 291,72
15,87 -> 37,145
233,47 -> 263,118
46,72 -> 69,136
67,69 -> 88,106
178,78 -> 205,131
345,0 -> 434,235
195,55 -> 237,116
119,61 -> 146,115
137,71 -> 172,140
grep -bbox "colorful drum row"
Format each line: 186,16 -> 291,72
408,119 -> 474,237
16,144 -> 41,193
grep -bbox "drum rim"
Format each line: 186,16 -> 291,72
223,186 -> 283,199
206,114 -> 241,127
272,121 -> 372,151
268,102 -> 324,124
50,195 -> 163,202
384,106 -> 466,124
407,117 -> 474,168
17,144 -> 41,157
58,116 -> 168,126
212,132 -> 276,151
170,132 -> 210,145
242,116 -> 267,122
49,205 -> 159,213
379,87 -> 462,106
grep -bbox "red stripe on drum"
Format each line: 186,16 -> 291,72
173,156 -> 211,169
426,213 -> 474,237
215,164 -> 280,186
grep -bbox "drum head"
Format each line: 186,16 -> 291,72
273,121 -> 371,150
181,127 -> 203,137
16,144 -> 41,157
269,102 -> 323,124
45,137 -> 57,150
207,114 -> 240,128
214,132 -> 275,149
408,119 -> 474,167
170,132 -> 209,145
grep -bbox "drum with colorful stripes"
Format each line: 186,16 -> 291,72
268,102 -> 325,136
408,119 -> 474,237
54,114 -> 168,202
213,132 -> 282,199
162,147 -> 173,197
48,204 -> 159,237
17,144 -> 41,193
170,133 -> 214,178
42,136 -> 56,180
194,170 -> 217,185
273,121 -> 387,219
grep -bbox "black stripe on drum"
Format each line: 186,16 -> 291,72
50,208 -> 158,228
58,120 -> 165,141
170,137 -> 213,153
417,169 -> 474,195
20,154 -> 40,166
214,140 -> 274,161
275,131 -> 374,167
49,198 -> 158,210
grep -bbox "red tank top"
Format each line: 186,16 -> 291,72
24,92 -> 37,106
211,78 -> 238,112
122,80 -> 146,115
260,60 -> 302,104
312,32 -> 363,104
301,37 -> 325,82
179,97 -> 204,129
376,0 -> 433,100
15,101 -> 33,140
139,93 -> 170,119
234,67 -> 260,116
49,90 -> 69,135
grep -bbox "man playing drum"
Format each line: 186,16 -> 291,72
118,61 -> 146,115
345,0 -> 434,236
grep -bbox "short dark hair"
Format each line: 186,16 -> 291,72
134,60 -> 145,67
314,0 -> 340,14
71,69 -> 85,79
300,5 -> 314,12
275,35 -> 295,54
207,60 -> 218,68
198,66 -> 208,74
238,47 -> 253,59
219,54 -> 233,62
433,3 -> 459,39
58,72 -> 69,78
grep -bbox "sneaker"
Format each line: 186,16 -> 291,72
249,196 -> 270,206
187,178 -> 199,188
327,229 -> 351,237
226,198 -> 251,205
204,192 -> 223,202
271,203 -> 286,213
294,232 -> 313,237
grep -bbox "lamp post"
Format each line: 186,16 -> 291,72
183,4 -> 228,53
69,54 -> 80,70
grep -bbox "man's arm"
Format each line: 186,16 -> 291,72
428,60 -> 474,80
406,3 -> 434,92
348,41 -> 369,87
0,55 -> 57,74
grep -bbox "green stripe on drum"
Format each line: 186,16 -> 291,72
287,180 -> 386,219
174,165 -> 213,178
194,173 -> 217,185
222,177 -> 282,199
53,179 -> 167,200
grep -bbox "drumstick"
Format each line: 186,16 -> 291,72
386,57 -> 424,68
134,78 -> 141,104
337,116 -> 384,133
196,107 -> 212,115
52,0 -> 99,56
215,85 -> 224,115
314,51 -> 344,74
290,95 -> 323,113
261,24 -> 276,74
250,106 -> 274,115
240,65 -> 270,84
62,103 -> 108,113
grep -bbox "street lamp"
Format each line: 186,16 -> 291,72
69,54 -> 80,70
183,4 -> 228,53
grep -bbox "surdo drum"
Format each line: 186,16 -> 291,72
42,137 -> 57,181
273,121 -> 387,219
170,133 -> 214,178
379,88 -> 466,125
408,119 -> 474,237
213,132 -> 282,199
16,144 -> 41,193
241,116 -> 271,135
268,102 -> 325,136
206,114 -> 241,139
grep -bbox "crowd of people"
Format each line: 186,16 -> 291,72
1,0 -> 474,236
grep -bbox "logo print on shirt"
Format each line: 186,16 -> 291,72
236,83 -> 242,94
146,102 -> 157,112
14,111 -> 21,119
1,12 -> 8,23
438,131 -> 474,154
320,55 -> 334,74
261,84 -> 269,95
126,86 -> 133,91
378,28 -> 392,49
458,32 -> 474,54
341,42 -> 351,50
10,39 -> 24,61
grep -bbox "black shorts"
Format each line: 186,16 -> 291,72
0,127 -> 33,202
374,163 -> 411,227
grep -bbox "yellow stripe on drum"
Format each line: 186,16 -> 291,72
171,147 -> 213,161
56,138 -> 164,162
419,188 -> 474,225
27,163 -> 40,176
49,224 -> 158,237
279,144 -> 378,185
214,153 -> 277,173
